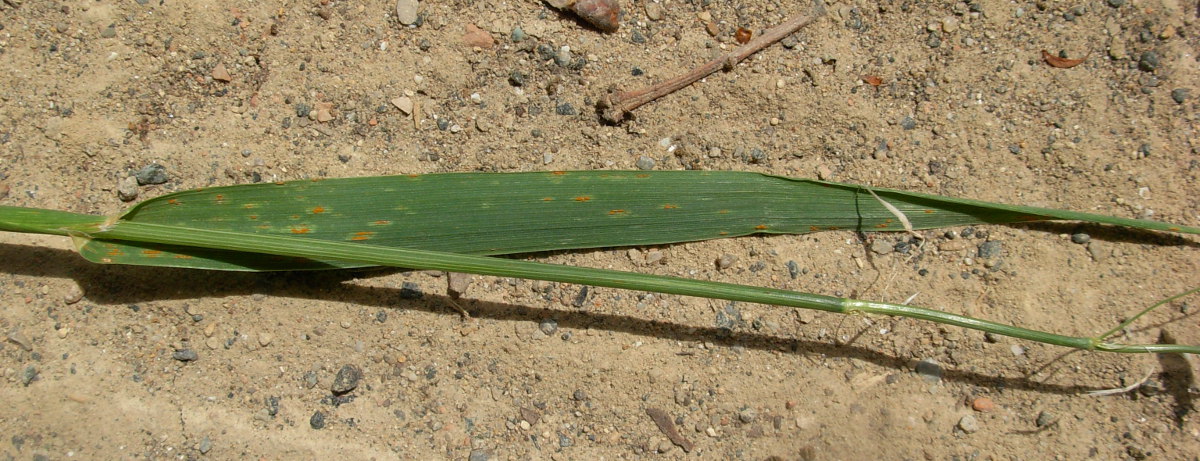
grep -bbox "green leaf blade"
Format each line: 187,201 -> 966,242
73,171 -> 1197,270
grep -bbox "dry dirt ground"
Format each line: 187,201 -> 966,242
1,0 -> 1199,459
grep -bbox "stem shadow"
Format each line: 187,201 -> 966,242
0,242 -> 1134,396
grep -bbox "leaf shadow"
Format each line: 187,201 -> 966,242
0,242 -> 1134,396
1014,221 -> 1200,248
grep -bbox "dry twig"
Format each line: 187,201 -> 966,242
597,1 -> 825,124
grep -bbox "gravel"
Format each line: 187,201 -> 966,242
395,0 -> 419,25
310,411 -> 326,429
958,415 -> 980,433
1171,88 -> 1190,104
135,164 -> 168,185
331,364 -> 363,394
717,254 -> 737,269
977,241 -> 1003,259
1070,233 -> 1090,244
173,349 -> 199,362
635,155 -> 656,170
915,359 -> 942,383
1138,51 -> 1159,72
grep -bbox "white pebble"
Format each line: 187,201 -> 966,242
395,0 -> 419,25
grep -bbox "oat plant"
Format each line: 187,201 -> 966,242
0,171 -> 1195,354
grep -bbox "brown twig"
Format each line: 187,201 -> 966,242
597,0 -> 825,124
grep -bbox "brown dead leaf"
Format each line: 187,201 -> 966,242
862,75 -> 883,86
1042,50 -> 1087,69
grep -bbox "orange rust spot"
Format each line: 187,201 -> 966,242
167,199 -> 180,206
243,203 -> 258,209
214,194 -> 225,203
248,215 -> 259,220
351,231 -> 376,241
573,196 -> 592,202
718,209 -> 730,214
809,226 -> 820,232
274,181 -> 286,185
1168,227 -> 1181,232
542,197 -> 554,201
290,214 -> 300,220
290,226 -> 311,234
827,226 -> 840,230
141,249 -> 163,257
256,225 -> 272,230
885,219 -> 894,223
406,174 -> 420,178
754,225 -> 768,230
636,174 -> 650,178
663,204 -> 678,209
106,248 -> 124,256
551,171 -> 567,175
718,231 -> 729,235
312,206 -> 326,214
875,223 -> 889,228
608,209 -> 626,215
924,209 -> 935,214
370,220 -> 392,226
173,254 -> 193,259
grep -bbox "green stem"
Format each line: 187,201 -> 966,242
77,220 -> 1198,355
1095,286 -> 1200,342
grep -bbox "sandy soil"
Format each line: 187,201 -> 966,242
1,0 -> 1199,459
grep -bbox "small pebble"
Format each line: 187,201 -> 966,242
900,116 -> 916,130
6,328 -> 33,351
716,254 -> 737,270
870,239 -> 893,255
915,359 -> 942,383
173,349 -> 199,362
0,182 -> 9,199
1070,233 -> 1090,244
645,2 -> 664,20
555,103 -> 577,116
1138,51 -> 1159,72
573,389 -> 588,401
1035,410 -> 1054,427
972,397 -> 995,412
539,319 -> 558,335
100,24 -> 116,38
468,449 -> 491,461
635,155 -> 656,170
310,411 -> 326,429
136,164 -> 169,185
462,24 -> 494,48
786,260 -> 800,279
63,282 -> 85,304
1171,88 -> 1190,104
957,415 -> 979,433
117,175 -> 139,201
391,96 -> 413,114
508,71 -> 526,87
738,408 -> 756,423
395,0 -> 419,25
258,333 -> 273,347
211,63 -> 232,82
1106,0 -> 1124,7
510,26 -> 526,42
977,241 -> 1003,259
198,436 -> 212,454
22,366 -> 37,386
331,364 -> 362,394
